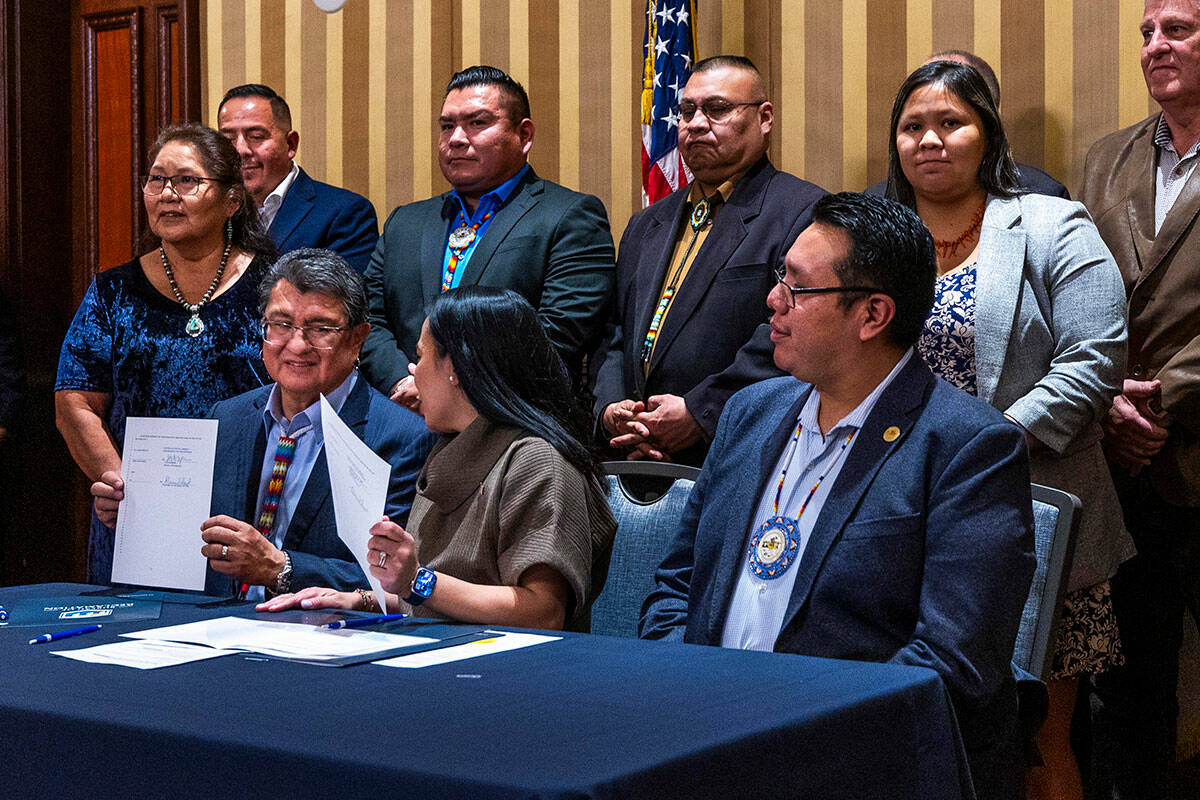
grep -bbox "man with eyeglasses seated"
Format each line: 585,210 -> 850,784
640,193 -> 1036,800
91,249 -> 434,599
593,55 -> 825,466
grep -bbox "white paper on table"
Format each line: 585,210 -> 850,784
375,630 -> 560,668
111,417 -> 219,591
51,639 -> 239,669
320,394 -> 391,613
122,616 -> 435,659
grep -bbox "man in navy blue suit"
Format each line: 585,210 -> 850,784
640,193 -> 1035,800
92,249 -> 433,599
218,84 -> 379,273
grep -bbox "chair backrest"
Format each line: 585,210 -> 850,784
590,461 -> 701,638
1012,483 -> 1081,680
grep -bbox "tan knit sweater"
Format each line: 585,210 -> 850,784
403,417 -> 616,625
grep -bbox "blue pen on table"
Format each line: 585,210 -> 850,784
325,614 -> 408,630
28,624 -> 103,645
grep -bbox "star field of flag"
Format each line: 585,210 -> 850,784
641,0 -> 696,205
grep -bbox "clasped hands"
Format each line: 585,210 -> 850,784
603,394 -> 701,461
1102,379 -> 1170,475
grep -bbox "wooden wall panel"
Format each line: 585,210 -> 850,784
199,0 -> 1154,241
82,10 -> 141,288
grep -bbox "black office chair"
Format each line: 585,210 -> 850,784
590,461 -> 701,638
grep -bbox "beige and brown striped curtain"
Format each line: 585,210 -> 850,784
201,0 -> 1157,242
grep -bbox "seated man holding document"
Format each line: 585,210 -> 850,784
258,287 -> 616,630
92,249 -> 434,600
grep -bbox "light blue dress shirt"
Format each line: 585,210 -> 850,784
720,350 -> 913,652
245,371 -> 357,601
440,163 -> 531,289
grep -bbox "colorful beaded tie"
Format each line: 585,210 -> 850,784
441,209 -> 494,291
747,423 -> 856,580
236,431 -> 302,599
640,198 -> 712,366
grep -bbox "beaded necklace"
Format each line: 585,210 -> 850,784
160,238 -> 232,337
933,200 -> 986,262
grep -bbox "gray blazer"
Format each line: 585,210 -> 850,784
973,193 -> 1133,591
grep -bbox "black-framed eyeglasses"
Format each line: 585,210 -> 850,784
261,319 -> 351,350
772,265 -> 883,309
678,99 -> 765,123
142,174 -> 223,196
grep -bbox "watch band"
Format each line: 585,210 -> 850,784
272,550 -> 293,595
404,566 -> 436,607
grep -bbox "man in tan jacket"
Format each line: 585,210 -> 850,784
1078,2 -> 1200,796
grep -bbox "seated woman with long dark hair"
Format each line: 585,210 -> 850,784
259,287 -> 616,630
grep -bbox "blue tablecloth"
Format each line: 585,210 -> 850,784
0,584 -> 973,799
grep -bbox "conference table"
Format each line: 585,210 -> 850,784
0,583 -> 973,799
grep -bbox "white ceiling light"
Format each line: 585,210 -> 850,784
312,0 -> 348,12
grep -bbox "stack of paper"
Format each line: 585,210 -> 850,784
121,616 -> 436,661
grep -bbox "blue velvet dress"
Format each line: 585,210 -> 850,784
55,256 -> 270,583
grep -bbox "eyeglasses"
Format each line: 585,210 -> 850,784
772,265 -> 883,309
261,320 -> 351,350
142,174 -> 223,196
678,99 -> 766,123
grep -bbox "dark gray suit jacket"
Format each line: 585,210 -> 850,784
360,168 -> 615,391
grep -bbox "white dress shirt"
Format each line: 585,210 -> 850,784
258,161 -> 300,231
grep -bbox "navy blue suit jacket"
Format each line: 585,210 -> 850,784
269,168 -> 379,273
592,157 -> 825,465
360,167 -> 615,391
203,376 -> 433,595
641,356 -> 1035,793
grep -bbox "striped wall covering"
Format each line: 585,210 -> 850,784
200,0 -> 1157,242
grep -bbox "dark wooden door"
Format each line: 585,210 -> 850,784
0,0 -> 199,585
72,0 -> 200,297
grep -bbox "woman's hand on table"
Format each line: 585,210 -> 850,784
367,516 -> 419,595
90,470 -> 124,528
256,586 -> 358,612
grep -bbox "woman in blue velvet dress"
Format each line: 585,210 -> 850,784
55,123 -> 276,583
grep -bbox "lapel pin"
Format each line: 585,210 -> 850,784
883,426 -> 900,443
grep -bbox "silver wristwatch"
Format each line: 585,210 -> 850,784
273,550 -> 294,594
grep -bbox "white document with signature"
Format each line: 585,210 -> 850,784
110,417 -> 218,590
320,394 -> 391,613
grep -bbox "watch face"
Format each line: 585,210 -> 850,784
412,568 -> 436,598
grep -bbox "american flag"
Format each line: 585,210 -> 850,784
641,0 -> 696,206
